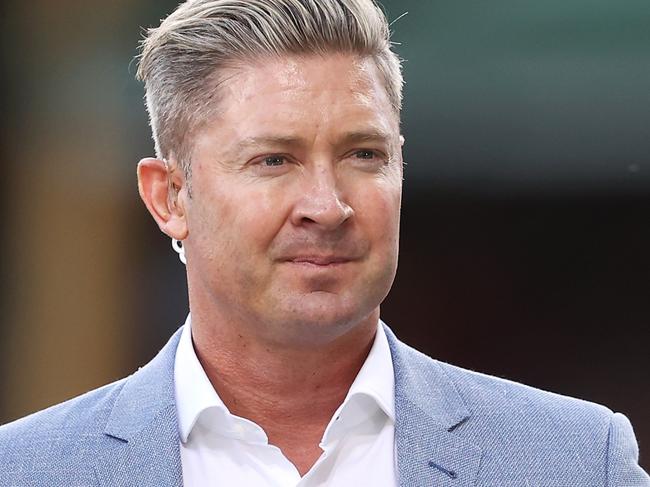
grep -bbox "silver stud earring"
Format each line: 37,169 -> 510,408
171,238 -> 187,265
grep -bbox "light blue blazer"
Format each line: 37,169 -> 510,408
1,324 -> 648,486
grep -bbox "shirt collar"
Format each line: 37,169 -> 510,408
174,315 -> 395,443
345,321 -> 395,421
320,321 -> 395,445
174,314 -> 229,443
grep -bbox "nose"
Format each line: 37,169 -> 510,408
290,166 -> 354,230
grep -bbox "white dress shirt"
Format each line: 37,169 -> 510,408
174,315 -> 397,487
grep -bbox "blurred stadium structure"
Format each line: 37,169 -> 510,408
1,0 -> 648,470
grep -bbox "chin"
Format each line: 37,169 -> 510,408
264,291 -> 379,347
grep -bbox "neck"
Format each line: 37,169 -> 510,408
189,307 -> 378,474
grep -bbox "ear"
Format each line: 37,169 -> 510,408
137,158 -> 188,240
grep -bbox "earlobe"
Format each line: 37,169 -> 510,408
137,158 -> 188,240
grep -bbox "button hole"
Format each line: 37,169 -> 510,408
428,461 -> 457,479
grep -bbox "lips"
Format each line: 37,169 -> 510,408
287,256 -> 352,266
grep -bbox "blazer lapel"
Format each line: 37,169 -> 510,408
384,324 -> 483,487
94,328 -> 184,487
92,322 -> 481,486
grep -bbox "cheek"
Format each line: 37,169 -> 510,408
232,186 -> 290,240
367,177 -> 402,221
195,183 -> 289,259
354,184 -> 401,249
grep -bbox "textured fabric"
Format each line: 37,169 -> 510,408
175,316 -> 397,486
0,322 -> 648,486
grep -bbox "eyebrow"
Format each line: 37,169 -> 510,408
233,135 -> 303,153
232,130 -> 393,154
338,130 -> 392,146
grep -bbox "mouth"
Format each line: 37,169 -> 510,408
286,256 -> 353,266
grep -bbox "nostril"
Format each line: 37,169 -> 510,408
292,195 -> 353,229
299,215 -> 318,225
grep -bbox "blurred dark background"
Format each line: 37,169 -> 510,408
1,0 -> 648,470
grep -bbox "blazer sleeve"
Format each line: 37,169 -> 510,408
606,412 -> 650,486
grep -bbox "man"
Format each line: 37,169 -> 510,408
0,0 -> 648,485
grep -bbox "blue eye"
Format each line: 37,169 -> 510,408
264,155 -> 285,166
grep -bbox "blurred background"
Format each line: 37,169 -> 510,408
1,0 -> 648,470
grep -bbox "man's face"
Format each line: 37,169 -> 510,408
182,53 -> 403,347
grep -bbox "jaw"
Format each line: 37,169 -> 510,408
255,296 -> 382,350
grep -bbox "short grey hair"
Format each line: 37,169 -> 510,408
136,0 -> 404,180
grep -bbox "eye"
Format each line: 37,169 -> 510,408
345,148 -> 389,172
355,149 -> 377,160
249,153 -> 293,176
263,155 -> 286,166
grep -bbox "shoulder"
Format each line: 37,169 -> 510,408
436,357 -> 615,447
389,333 -> 613,425
0,377 -> 128,474
440,357 -> 612,421
402,339 -> 614,438
436,359 -> 650,483
395,333 -> 613,425
393,338 -> 650,484
0,327 -> 182,484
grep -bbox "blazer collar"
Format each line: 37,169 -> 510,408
384,323 -> 483,487
94,323 -> 482,486
95,326 -> 184,487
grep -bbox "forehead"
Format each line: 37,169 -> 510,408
225,54 -> 388,99
197,53 -> 400,143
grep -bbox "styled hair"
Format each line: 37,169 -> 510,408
136,0 -> 403,179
